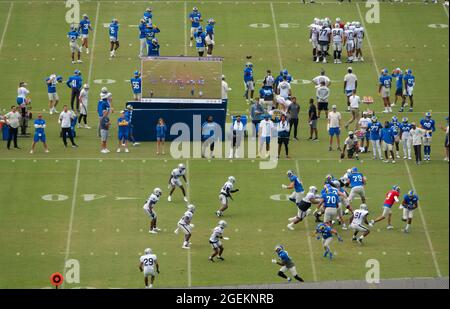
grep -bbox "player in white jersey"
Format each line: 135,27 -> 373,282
344,25 -> 355,63
317,24 -> 331,63
216,176 -> 239,217
349,204 -> 370,244
78,84 -> 91,129
139,248 -> 160,288
208,220 -> 227,262
143,188 -> 162,234
331,24 -> 344,64
354,23 -> 365,62
174,204 -> 196,249
287,186 -> 321,230
309,20 -> 320,62
332,180 -> 352,230
168,163 -> 188,202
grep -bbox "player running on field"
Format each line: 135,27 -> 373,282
208,220 -> 227,262
189,7 -> 202,47
109,19 -> 120,58
79,14 -> 93,54
143,188 -> 162,234
67,26 -> 82,64
139,248 -> 159,288
168,164 -> 188,202
315,222 -> 343,260
272,245 -> 304,282
282,170 -> 305,205
287,186 -> 321,230
369,185 -> 401,230
350,203 -> 370,244
400,190 -> 419,233
216,176 -> 239,217
174,204 -> 196,249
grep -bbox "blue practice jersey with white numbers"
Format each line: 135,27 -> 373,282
130,77 -> 142,94
368,121 -> 382,140
189,12 -> 202,27
349,172 -> 364,187
379,75 -> 392,88
403,194 -> 419,209
109,23 -> 119,38
289,175 -> 304,193
79,19 -> 91,35
420,118 -> 435,136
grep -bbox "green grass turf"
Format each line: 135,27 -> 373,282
0,1 -> 448,288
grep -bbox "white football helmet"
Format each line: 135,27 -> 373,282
332,180 -> 341,188
101,87 -> 108,93
178,163 -> 186,170
144,248 -> 152,254
153,188 -> 162,197
309,186 -> 318,194
287,170 -> 295,178
187,204 -> 195,213
218,220 -> 227,228
360,204 -> 368,210
228,176 -> 236,184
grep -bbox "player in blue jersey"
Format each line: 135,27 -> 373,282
30,113 -> 49,154
138,19 -> 148,57
420,112 -> 436,161
66,70 -> 83,112
79,14 -> 93,54
400,190 -> 419,233
319,183 -> 341,224
125,105 -> 140,146
193,26 -> 206,57
399,117 -> 412,159
205,18 -> 215,56
390,116 -> 401,159
243,63 -> 254,101
109,19 -> 119,58
143,7 -> 153,23
367,116 -> 383,160
272,245 -> 304,282
67,25 -> 82,64
117,111 -> 130,153
400,69 -> 415,112
391,68 -> 404,107
45,74 -> 63,115
315,223 -> 343,260
189,7 -> 202,47
379,68 -> 393,113
380,121 -> 396,164
145,23 -> 161,43
282,170 -> 305,205
148,38 -> 160,57
97,94 -> 111,137
130,71 -> 142,101
348,166 -> 367,204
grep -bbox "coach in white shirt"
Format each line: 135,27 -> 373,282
328,105 -> 342,151
410,122 -> 428,165
5,106 -> 21,149
312,70 -> 331,88
221,75 -> 231,104
344,67 -> 357,111
229,115 -> 244,158
259,114 -> 274,157
59,105 -> 78,148
345,90 -> 361,130
277,76 -> 291,99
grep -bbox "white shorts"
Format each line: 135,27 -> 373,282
423,137 -> 432,147
280,266 -> 297,276
205,35 -> 214,46
210,240 -> 222,249
382,141 -> 393,152
79,103 -> 88,115
110,36 -> 118,42
70,42 -> 81,53
133,93 -> 142,101
143,208 -> 156,220
143,268 -> 156,277
346,40 -> 355,51
349,186 -> 365,201
170,177 -> 182,187
381,87 -> 391,98
322,237 -> 333,248
289,191 -> 304,204
48,93 -> 59,101
178,222 -> 192,235
382,206 -> 392,217
311,40 -> 318,49
350,223 -> 369,233
403,208 -> 415,219
356,39 -> 363,49
219,194 -> 229,206
405,87 -> 414,96
245,80 -> 255,91
333,42 -> 342,52
81,34 -> 89,39
324,207 -> 338,223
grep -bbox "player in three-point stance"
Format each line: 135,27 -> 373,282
208,220 -> 227,262
139,248 -> 159,288
272,245 -> 304,283
143,188 -> 162,234
349,203 -> 370,245
168,163 -> 188,202
369,185 -> 401,230
216,176 -> 239,217
174,204 -> 196,249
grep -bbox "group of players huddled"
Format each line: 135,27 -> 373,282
309,17 -> 365,64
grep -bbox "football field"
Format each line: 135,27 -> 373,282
0,0 -> 448,288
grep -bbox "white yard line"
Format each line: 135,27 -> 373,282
185,159 -> 192,287
443,3 -> 449,18
0,2 -> 13,54
356,2 -> 380,75
62,160 -> 81,289
87,2 -> 101,87
184,1 -> 188,56
1,157 -> 373,161
269,2 -> 283,70
403,160 -> 442,278
295,159 -> 317,282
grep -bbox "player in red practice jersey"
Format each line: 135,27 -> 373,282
369,185 -> 401,230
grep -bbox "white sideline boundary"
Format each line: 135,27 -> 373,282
87,2 -> 101,88
403,161 -> 442,277
356,2 -> 380,74
0,2 -> 13,54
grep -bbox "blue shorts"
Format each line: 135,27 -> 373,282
329,127 -> 340,136
345,90 -> 353,97
262,136 -> 270,144
16,97 -> 25,105
34,133 -> 46,143
383,204 -> 392,208
156,135 -> 166,141
118,131 -> 129,141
